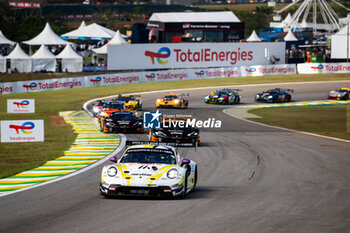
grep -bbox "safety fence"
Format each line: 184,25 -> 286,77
1,62 -> 349,95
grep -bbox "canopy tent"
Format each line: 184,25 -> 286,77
92,30 -> 128,54
284,30 -> 298,41
0,54 -> 6,73
0,30 -> 15,45
61,23 -> 117,41
331,21 -> 350,59
31,45 -> 56,72
56,45 -> 82,72
246,30 -> 261,42
23,23 -> 71,46
6,43 -> 31,73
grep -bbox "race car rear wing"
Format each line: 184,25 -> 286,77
126,140 -> 197,148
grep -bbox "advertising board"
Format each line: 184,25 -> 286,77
107,42 -> 286,70
1,120 -> 44,142
7,99 -> 35,113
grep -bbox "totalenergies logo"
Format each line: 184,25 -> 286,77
145,47 -> 171,65
23,82 -> 37,91
13,100 -> 29,109
90,77 -> 102,85
245,68 -> 256,74
311,64 -> 324,72
9,122 -> 35,134
145,73 -> 156,81
195,70 -> 205,78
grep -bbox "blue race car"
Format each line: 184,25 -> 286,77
204,89 -> 241,104
255,88 -> 293,103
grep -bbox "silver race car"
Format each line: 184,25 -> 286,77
100,144 -> 197,198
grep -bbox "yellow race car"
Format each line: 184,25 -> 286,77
114,95 -> 142,110
155,93 -> 189,108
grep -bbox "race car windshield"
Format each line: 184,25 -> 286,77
116,96 -> 134,101
121,152 -> 176,164
164,95 -> 178,99
266,90 -> 279,94
103,103 -> 125,109
215,92 -> 227,96
110,114 -> 135,120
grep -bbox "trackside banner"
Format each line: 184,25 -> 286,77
1,120 -> 44,142
240,64 -> 297,76
7,99 -> 35,113
297,63 -> 350,74
107,42 -> 286,70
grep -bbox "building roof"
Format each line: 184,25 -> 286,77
149,11 -> 240,23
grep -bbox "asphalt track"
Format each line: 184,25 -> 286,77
1,81 -> 350,233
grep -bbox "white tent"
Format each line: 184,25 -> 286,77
92,30 -> 128,54
0,30 -> 15,45
23,23 -> 71,45
246,30 -> 261,42
284,30 -> 298,41
0,54 -> 6,73
331,21 -> 350,59
31,45 -> 56,72
56,45 -> 82,72
6,43 -> 31,73
61,23 -> 116,41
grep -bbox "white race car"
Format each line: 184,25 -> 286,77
99,144 -> 197,198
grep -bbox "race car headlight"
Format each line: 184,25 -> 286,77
187,131 -> 198,137
133,121 -> 142,126
338,93 -> 346,96
267,95 -> 273,99
156,99 -> 161,102
101,112 -> 108,116
107,167 -> 118,177
174,99 -> 180,103
154,131 -> 166,137
256,95 -> 260,98
204,96 -> 209,99
93,106 -> 99,113
167,169 -> 178,179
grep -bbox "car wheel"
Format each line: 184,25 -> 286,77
236,97 -> 240,104
180,174 -> 188,199
192,166 -> 197,191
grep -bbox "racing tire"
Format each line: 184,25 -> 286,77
286,96 -> 291,102
192,166 -> 197,191
179,174 -> 188,199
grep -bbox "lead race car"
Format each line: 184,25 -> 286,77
100,144 -> 197,198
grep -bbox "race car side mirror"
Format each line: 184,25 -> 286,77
181,158 -> 190,166
110,156 -> 118,163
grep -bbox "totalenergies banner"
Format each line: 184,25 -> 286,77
1,120 -> 44,142
297,63 -> 350,74
107,42 -> 286,70
241,64 -> 297,76
0,67 -> 240,95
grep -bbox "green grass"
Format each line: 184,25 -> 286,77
0,73 -> 350,178
247,106 -> 350,140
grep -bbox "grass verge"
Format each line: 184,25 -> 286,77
247,105 -> 350,140
0,74 -> 349,178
